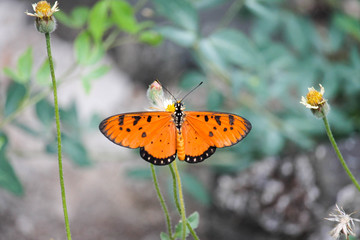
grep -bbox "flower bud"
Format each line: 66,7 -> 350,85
25,1 -> 59,33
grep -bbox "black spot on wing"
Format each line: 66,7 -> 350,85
204,115 -> 209,122
209,131 -> 214,137
118,115 -> 124,125
140,147 -> 176,166
147,116 -> 152,122
132,116 -> 141,125
229,115 -> 234,125
184,147 -> 216,164
215,115 -> 221,125
141,132 -> 147,138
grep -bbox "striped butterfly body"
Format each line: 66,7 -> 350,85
99,100 -> 252,165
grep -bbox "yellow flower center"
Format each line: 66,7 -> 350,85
36,1 -> 51,16
166,103 -> 176,112
306,90 -> 323,106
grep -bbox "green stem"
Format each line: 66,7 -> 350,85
45,32 -> 72,240
169,165 -> 199,240
171,161 -> 187,240
150,164 -> 173,240
322,115 -> 360,192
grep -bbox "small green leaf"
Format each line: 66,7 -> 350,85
0,132 -> 23,196
138,31 -> 163,46
4,82 -> 27,117
174,212 -> 200,238
35,99 -> 54,127
88,0 -> 110,42
17,47 -> 33,83
152,0 -> 198,32
74,31 -> 105,65
110,0 -> 139,34
198,38 -> 227,73
3,67 -> 21,82
156,26 -> 196,47
55,7 -> 89,29
35,59 -> 51,86
59,103 -> 79,130
82,65 -> 110,93
160,232 -> 171,240
182,173 -> 210,205
62,134 -> 91,166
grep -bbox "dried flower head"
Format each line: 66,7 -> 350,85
147,80 -> 173,111
300,84 -> 330,118
25,1 -> 59,33
325,205 -> 360,239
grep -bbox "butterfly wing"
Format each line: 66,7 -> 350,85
181,112 -> 251,163
99,112 -> 177,165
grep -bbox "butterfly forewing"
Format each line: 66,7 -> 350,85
184,112 -> 252,148
99,112 -> 173,148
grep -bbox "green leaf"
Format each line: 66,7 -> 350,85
283,14 -> 310,53
74,31 -> 105,65
0,132 -> 23,196
35,99 -> 54,127
198,38 -> 227,73
55,6 -> 90,29
88,0 -> 110,42
59,103 -> 79,130
138,31 -> 163,46
160,232 -> 171,240
62,134 -> 91,166
182,173 -> 210,205
3,67 -> 20,82
110,0 -> 139,34
152,0 -> 198,32
333,13 -> 360,40
17,47 -> 33,83
4,82 -> 27,117
82,65 -> 110,93
156,26 -> 196,47
180,71 -> 205,90
210,28 -> 259,68
35,59 -> 51,86
207,89 -> 224,110
245,0 -> 278,21
174,212 -> 200,238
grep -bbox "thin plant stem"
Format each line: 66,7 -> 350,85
150,164 -> 174,240
171,161 -> 187,240
322,115 -> 360,192
45,32 -> 72,240
169,165 -> 199,240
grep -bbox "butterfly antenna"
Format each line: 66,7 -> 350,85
156,80 -> 177,101
180,81 -> 203,102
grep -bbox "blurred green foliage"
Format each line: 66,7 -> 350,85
1,0 -> 359,206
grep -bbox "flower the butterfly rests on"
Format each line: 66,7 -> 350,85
99,81 -> 252,165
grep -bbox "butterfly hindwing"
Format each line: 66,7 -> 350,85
99,112 -> 177,165
181,120 -> 216,163
184,111 -> 252,148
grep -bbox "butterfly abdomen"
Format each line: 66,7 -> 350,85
177,131 -> 185,160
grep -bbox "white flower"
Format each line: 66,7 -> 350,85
325,205 -> 360,239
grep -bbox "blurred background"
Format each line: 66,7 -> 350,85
1,0 -> 360,239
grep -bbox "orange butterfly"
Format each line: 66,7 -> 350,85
99,83 -> 251,165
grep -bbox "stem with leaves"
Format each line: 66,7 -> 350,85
45,32 -> 72,240
169,164 -> 199,240
322,114 -> 360,192
150,164 -> 174,240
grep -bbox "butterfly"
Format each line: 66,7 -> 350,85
99,82 -> 251,166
